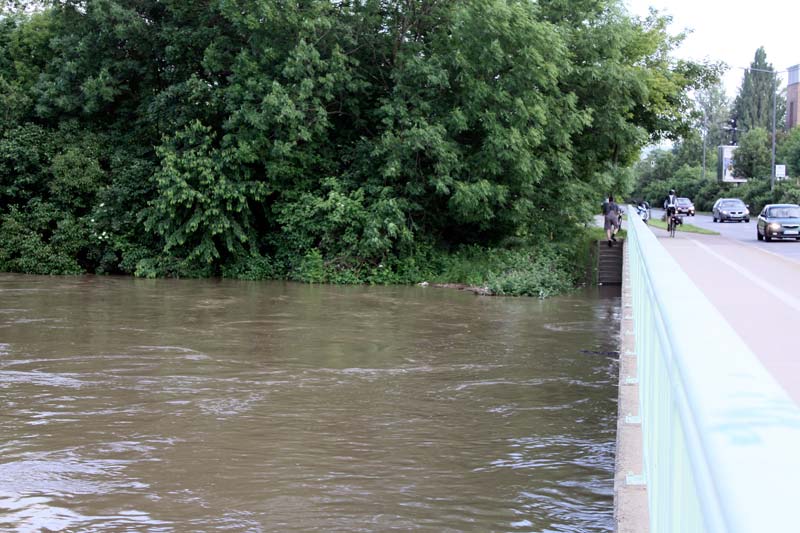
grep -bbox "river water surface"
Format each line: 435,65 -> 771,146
0,274 -> 620,532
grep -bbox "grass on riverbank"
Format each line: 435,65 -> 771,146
270,226 -> 610,298
647,218 -> 719,235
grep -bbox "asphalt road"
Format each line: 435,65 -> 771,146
648,208 -> 800,264
626,208 -> 800,403
655,227 -> 800,405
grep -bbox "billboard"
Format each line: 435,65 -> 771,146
718,145 -> 747,183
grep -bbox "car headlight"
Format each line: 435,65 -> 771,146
769,222 -> 781,231
721,211 -> 728,215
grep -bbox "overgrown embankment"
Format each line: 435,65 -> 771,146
281,228 -> 604,298
0,2 -> 713,295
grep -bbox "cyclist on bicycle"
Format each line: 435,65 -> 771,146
663,189 -> 681,234
663,189 -> 679,216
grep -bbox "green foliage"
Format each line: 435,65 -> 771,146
693,180 -> 727,211
731,179 -> 800,216
145,120 -> 266,269
633,48 -> 799,218
291,249 -> 326,284
133,255 -> 216,279
778,128 -> 800,177
733,127 -> 771,179
272,178 -> 412,267
696,83 -> 733,148
0,201 -> 87,275
732,48 -> 783,133
632,146 -> 716,207
220,254 -> 277,281
487,251 -> 574,298
49,146 -> 106,211
0,0 -> 717,297
775,181 -> 800,205
275,236 -> 591,298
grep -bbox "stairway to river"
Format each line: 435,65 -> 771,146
597,239 -> 623,285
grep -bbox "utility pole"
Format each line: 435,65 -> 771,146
771,74 -> 777,191
702,109 -> 707,181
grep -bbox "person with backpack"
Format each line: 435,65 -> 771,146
603,194 -> 622,247
663,189 -> 679,217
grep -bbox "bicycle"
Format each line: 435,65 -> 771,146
667,213 -> 682,237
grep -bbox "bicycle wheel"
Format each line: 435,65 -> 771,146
670,219 -> 676,237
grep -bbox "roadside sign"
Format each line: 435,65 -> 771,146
718,145 -> 747,183
776,164 -> 786,178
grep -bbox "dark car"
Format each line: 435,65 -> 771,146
713,198 -> 750,223
756,204 -> 800,241
676,197 -> 695,216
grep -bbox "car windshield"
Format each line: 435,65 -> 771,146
677,198 -> 691,205
720,201 -> 744,208
768,207 -> 800,218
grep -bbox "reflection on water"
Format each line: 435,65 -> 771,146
0,274 -> 620,532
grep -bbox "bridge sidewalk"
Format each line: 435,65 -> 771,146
654,228 -> 800,405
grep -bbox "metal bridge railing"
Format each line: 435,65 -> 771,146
625,206 -> 800,532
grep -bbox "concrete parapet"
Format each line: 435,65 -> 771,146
614,241 -> 649,531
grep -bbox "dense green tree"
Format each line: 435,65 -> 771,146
732,47 -> 784,133
632,149 -> 707,207
696,83 -> 732,148
733,127 -> 771,179
0,0 -> 718,284
144,120 -> 268,269
778,127 -> 800,178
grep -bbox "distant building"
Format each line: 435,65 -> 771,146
789,64 -> 800,129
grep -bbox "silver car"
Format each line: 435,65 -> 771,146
712,198 -> 750,223
756,204 -> 800,241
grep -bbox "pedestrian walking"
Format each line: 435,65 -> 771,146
604,194 -> 622,247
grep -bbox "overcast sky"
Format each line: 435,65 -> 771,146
624,0 -> 800,99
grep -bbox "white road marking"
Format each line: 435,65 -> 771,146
750,242 -> 800,266
691,239 -> 800,313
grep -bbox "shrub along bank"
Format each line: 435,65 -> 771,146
0,1 -> 714,297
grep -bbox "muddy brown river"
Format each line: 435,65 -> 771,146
0,274 -> 620,532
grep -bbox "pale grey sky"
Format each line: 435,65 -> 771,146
625,0 -> 800,99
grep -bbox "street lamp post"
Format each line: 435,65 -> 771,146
771,73 -> 777,191
701,109 -> 707,181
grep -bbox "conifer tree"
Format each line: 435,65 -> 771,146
732,47 -> 782,133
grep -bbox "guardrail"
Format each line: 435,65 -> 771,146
625,206 -> 800,532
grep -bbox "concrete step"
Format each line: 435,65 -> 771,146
597,240 -> 624,285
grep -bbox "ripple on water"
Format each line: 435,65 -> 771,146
0,371 -> 85,389
0,279 -> 619,532
543,319 -> 615,333
0,493 -> 169,533
196,394 -> 263,418
0,456 -> 134,496
134,345 -> 203,354
9,318 -> 64,325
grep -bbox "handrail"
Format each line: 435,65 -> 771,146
625,206 -> 800,532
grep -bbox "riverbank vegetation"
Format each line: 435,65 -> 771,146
0,1 -> 714,295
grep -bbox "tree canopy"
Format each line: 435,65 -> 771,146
0,0 -> 715,279
732,47 -> 783,133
